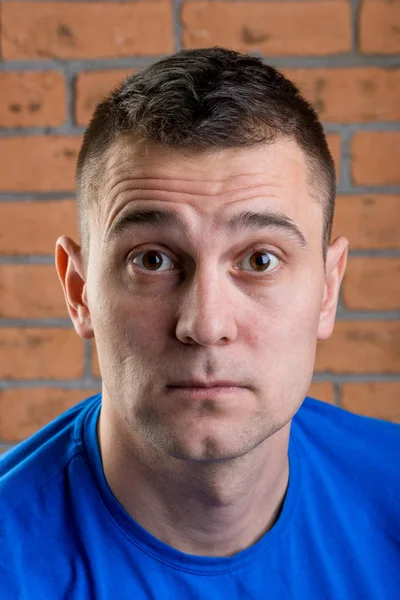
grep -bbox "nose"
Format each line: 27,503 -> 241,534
174,268 -> 239,347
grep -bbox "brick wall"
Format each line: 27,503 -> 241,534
0,0 -> 399,452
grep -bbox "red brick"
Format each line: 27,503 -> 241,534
341,382 -> 400,424
360,1 -> 400,54
326,133 -> 341,182
75,69 -> 136,126
285,67 -> 400,123
351,132 -> 400,185
0,71 -> 66,127
0,265 -> 69,319
0,136 -> 82,191
342,258 -> 400,311
308,381 -> 335,405
2,2 -> 173,60
0,387 -> 101,442
332,195 -> 400,249
0,200 -> 80,255
182,1 -> 352,56
315,321 -> 400,373
0,329 -> 84,379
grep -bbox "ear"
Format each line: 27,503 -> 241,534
317,236 -> 349,341
55,236 -> 94,340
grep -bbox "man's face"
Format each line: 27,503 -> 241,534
72,137 -> 346,462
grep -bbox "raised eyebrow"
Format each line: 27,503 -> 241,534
106,207 -> 308,248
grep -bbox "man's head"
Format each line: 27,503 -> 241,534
76,47 -> 336,273
56,47 -> 348,463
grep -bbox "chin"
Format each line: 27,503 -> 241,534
154,427 -> 272,463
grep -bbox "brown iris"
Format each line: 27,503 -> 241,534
142,251 -> 164,270
249,251 -> 271,272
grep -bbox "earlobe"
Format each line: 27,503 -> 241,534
55,236 -> 94,340
317,236 -> 349,341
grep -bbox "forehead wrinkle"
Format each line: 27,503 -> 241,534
103,184 -> 290,242
101,166 -> 290,223
103,145 -> 293,196
107,180 -> 286,209
100,137 -> 309,206
103,169 -> 285,200
104,134 -> 308,190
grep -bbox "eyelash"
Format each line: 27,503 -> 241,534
128,245 -> 282,278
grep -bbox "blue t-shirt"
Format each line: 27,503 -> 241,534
1,393 -> 399,599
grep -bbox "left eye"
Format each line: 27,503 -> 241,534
237,249 -> 280,273
131,249 -> 280,274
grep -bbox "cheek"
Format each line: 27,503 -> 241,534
252,287 -> 321,399
249,277 -> 323,356
91,289 -> 166,365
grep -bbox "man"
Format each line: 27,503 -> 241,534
1,47 -> 399,598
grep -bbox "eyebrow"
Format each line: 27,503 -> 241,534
106,207 -> 307,247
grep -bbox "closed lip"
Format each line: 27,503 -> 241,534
168,380 -> 244,388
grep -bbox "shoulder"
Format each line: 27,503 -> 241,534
0,393 -> 101,510
293,395 -> 400,499
295,396 -> 400,450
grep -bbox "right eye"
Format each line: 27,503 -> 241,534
131,249 -> 176,272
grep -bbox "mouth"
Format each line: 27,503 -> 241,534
168,380 -> 244,388
166,385 -> 246,399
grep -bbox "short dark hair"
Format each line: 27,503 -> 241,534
76,46 -> 335,270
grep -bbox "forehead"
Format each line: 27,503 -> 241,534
94,136 -> 321,247
102,136 -> 308,195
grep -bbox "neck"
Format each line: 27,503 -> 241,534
98,404 -> 291,558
